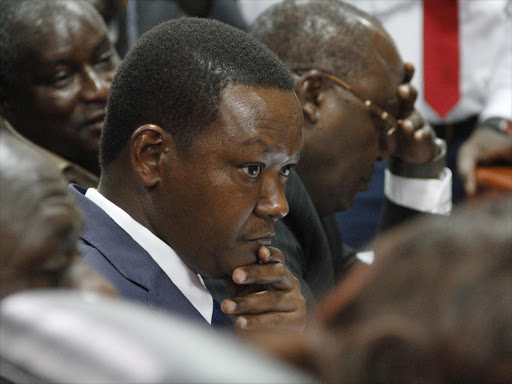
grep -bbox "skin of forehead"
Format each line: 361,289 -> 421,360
0,131 -> 75,256
0,137 -> 67,205
12,0 -> 107,53
345,15 -> 403,110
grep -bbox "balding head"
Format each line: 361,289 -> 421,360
250,0 -> 405,215
313,199 -> 512,383
256,198 -> 512,383
0,118 -> 116,298
250,0 -> 402,87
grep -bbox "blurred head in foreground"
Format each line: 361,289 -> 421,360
0,118 -> 116,299
259,198 -> 512,384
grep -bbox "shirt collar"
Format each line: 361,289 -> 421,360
85,188 -> 214,324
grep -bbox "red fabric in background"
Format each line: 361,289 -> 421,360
423,0 -> 460,117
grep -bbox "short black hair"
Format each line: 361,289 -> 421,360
100,17 -> 295,167
249,0 -> 381,79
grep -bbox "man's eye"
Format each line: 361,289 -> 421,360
48,71 -> 72,86
241,165 -> 262,178
93,49 -> 119,74
280,164 -> 293,177
96,50 -> 115,66
98,52 -> 112,62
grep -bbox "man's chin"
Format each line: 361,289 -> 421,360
209,246 -> 260,278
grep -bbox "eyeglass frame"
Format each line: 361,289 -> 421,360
295,70 -> 402,136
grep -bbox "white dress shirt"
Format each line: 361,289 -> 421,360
240,0 -> 512,124
340,0 -> 512,124
85,188 -> 214,324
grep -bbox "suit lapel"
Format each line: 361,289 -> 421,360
149,267 -> 208,324
69,184 -> 208,325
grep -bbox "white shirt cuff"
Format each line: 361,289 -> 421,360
356,250 -> 374,265
384,168 -> 452,215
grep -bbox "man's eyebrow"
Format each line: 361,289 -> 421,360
93,36 -> 113,54
241,137 -> 267,147
43,57 -> 73,67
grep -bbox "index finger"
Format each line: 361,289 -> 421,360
457,145 -> 478,195
403,62 -> 415,83
258,246 -> 285,264
397,84 -> 418,117
233,262 -> 294,290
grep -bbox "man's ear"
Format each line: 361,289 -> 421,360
129,124 -> 170,187
295,69 -> 326,124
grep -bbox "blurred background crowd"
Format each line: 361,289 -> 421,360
0,1 -> 511,383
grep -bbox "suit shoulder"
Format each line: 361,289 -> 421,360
77,238 -> 149,302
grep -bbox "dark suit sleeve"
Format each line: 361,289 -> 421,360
277,171 -> 336,302
378,197 -> 427,233
321,214 -> 358,282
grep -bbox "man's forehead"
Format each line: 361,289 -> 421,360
178,85 -> 303,166
214,85 -> 303,150
2,157 -> 67,203
340,18 -> 402,108
15,3 -> 106,55
220,85 -> 301,122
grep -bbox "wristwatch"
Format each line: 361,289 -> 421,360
387,138 -> 447,179
480,117 -> 512,137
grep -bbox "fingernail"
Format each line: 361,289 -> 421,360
398,84 -> 409,96
259,246 -> 270,260
233,269 -> 246,283
402,119 -> 413,132
222,300 -> 236,313
237,317 -> 247,329
414,130 -> 424,140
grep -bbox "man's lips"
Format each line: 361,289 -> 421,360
81,112 -> 106,130
247,232 -> 275,246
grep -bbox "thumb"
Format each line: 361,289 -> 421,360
457,147 -> 477,195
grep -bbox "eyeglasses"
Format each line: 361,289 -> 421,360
296,70 -> 401,136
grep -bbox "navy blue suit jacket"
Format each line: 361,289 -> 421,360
69,184 -> 227,327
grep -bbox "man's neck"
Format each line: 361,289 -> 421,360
97,164 -> 155,236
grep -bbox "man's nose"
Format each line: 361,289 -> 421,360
81,66 -> 110,101
254,174 -> 289,221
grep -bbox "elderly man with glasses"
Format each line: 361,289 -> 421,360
205,0 -> 452,307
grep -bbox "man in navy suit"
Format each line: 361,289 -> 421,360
71,18 -> 306,331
